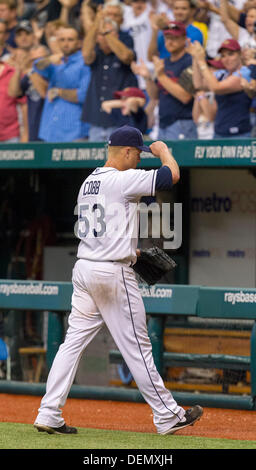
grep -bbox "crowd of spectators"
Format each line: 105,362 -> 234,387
1,0 -> 256,142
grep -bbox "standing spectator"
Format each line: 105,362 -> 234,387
0,61 -> 28,142
172,0 -> 206,41
7,19 -> 48,128
8,44 -> 49,141
102,0 -> 125,26
196,0 -> 246,59
134,21 -> 197,139
33,25 -> 91,142
121,0 -> 154,89
191,39 -> 253,138
220,0 -> 256,49
227,0 -> 256,32
0,18 -> 9,60
82,6 -> 138,142
7,20 -> 38,68
148,0 -> 204,61
13,20 -> 36,51
0,0 -> 18,48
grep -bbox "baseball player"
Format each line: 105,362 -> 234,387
34,125 -> 203,435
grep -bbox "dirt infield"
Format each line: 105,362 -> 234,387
0,393 -> 256,441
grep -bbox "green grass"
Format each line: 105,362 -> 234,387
0,422 -> 256,449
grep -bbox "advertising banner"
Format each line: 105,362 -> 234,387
189,169 -> 256,287
1,140 -> 256,169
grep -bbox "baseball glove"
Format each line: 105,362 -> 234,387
133,246 -> 177,285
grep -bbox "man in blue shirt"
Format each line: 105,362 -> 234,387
134,21 -> 196,140
33,25 -> 91,142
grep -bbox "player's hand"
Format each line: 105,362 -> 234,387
149,141 -> 170,158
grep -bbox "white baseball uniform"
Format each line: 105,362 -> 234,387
35,166 -> 185,434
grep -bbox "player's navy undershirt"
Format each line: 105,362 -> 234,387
155,166 -> 173,191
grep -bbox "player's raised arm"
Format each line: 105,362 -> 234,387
150,141 -> 180,186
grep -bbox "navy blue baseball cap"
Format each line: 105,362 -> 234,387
108,125 -> 152,153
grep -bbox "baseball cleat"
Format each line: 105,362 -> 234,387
159,405 -> 203,435
34,423 -> 77,435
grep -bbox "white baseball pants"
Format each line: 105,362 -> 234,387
35,259 -> 185,434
